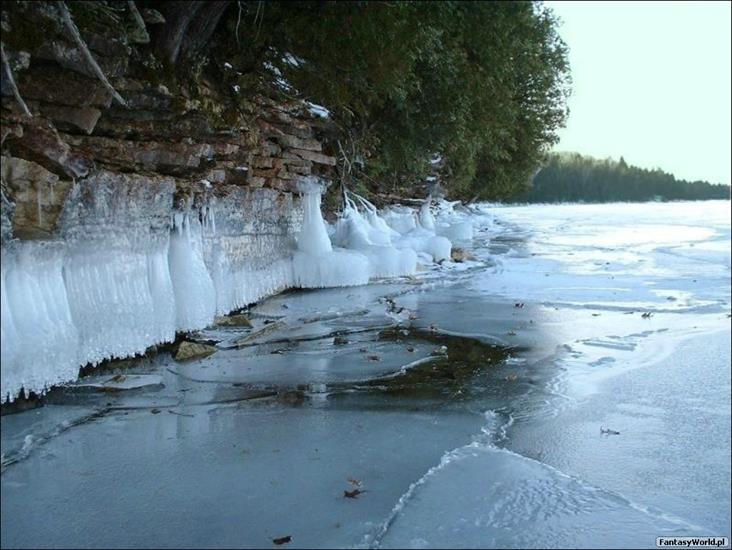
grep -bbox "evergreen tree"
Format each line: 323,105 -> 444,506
519,153 -> 730,202
211,1 -> 570,200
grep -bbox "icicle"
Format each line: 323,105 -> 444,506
296,178 -> 333,255
202,196 -> 217,236
292,178 -> 369,288
127,1 -> 148,38
0,174 -> 483,403
173,212 -> 184,234
419,197 -> 435,231
168,211 -> 216,331
36,182 -> 43,228
2,241 -> 80,402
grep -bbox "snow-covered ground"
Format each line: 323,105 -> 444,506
1,200 -> 730,548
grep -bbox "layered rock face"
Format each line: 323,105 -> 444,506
0,1 -> 336,402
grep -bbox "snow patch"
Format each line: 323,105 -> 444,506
305,101 -> 331,119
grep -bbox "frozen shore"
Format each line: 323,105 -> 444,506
0,181 -> 472,403
1,200 -> 730,548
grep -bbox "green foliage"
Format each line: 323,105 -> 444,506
520,152 -> 730,202
213,0 -> 570,199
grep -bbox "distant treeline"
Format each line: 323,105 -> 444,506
519,153 -> 730,202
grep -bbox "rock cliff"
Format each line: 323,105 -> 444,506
0,1 -> 337,402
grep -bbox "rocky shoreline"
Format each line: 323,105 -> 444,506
0,2 -> 341,403
0,2 -> 478,404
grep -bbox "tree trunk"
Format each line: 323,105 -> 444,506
152,1 -> 231,65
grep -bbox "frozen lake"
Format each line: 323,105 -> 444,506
2,201 -> 730,549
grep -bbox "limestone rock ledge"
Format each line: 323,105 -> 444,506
0,1 -> 336,402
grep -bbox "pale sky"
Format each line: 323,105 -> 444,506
547,1 -> 731,186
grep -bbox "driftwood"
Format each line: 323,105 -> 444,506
373,193 -> 426,206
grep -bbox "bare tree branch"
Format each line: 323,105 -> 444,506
235,0 -> 243,45
57,1 -> 127,107
127,1 -> 148,37
1,42 -> 32,117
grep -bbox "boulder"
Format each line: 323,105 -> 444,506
3,115 -> 93,178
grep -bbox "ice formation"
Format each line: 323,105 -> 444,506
1,176 -> 479,402
434,200 -> 475,243
380,198 -> 452,263
1,242 -> 79,402
331,192 -> 417,279
419,199 -> 436,231
209,247 -> 294,316
292,179 -> 370,288
168,213 -> 217,331
382,205 -> 417,235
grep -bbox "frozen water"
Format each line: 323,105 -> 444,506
331,193 -> 417,278
374,443 -> 704,549
435,220 -> 473,243
296,179 -> 334,256
1,200 -> 730,548
293,248 -> 370,289
418,200 -> 435,231
3,177 -> 477,401
434,201 -> 475,243
329,194 -> 474,269
169,214 -> 217,331
292,181 -> 370,288
393,228 -> 451,263
1,241 -> 79,402
382,205 -> 417,235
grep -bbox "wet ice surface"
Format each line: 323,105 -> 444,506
2,201 -> 730,548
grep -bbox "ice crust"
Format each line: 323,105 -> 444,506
1,177 -> 471,402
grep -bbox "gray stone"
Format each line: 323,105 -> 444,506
18,65 -> 113,108
67,135 -> 214,171
1,155 -> 73,237
277,134 -> 322,152
35,39 -> 129,80
3,117 -> 93,178
289,148 -> 336,166
39,104 -> 102,134
450,248 -> 476,263
174,341 -> 217,362
142,9 -> 166,24
215,314 -> 253,328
